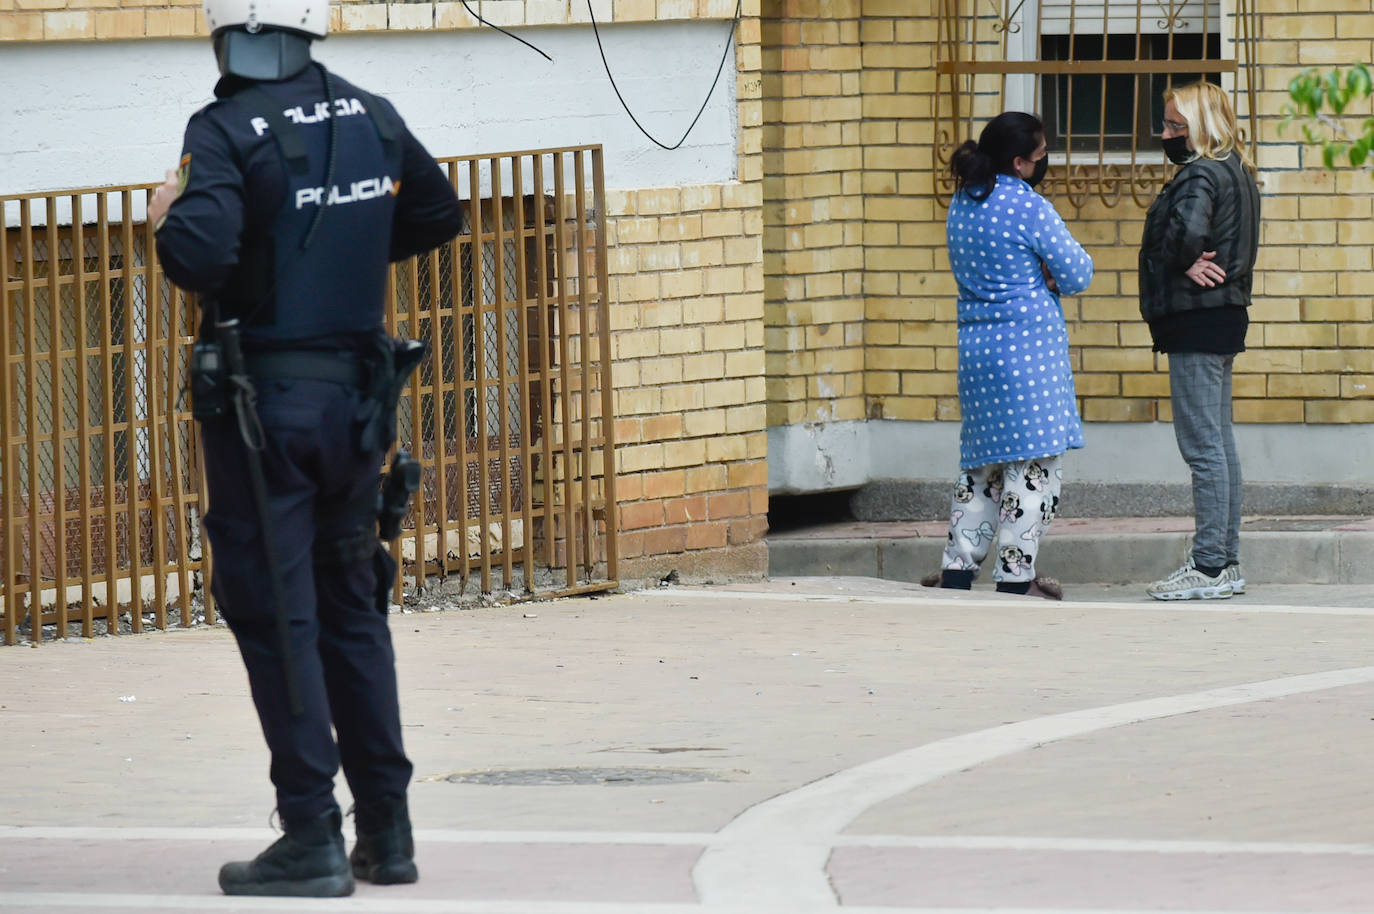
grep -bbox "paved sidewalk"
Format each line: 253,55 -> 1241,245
2,576 -> 1374,912
769,515 -> 1374,586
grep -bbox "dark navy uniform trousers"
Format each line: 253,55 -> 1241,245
200,376 -> 411,824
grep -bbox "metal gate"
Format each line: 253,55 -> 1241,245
387,147 -> 619,602
0,144 -> 618,645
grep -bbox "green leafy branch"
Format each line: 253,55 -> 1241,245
1281,64 -> 1374,170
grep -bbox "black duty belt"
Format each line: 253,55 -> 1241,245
244,351 -> 366,388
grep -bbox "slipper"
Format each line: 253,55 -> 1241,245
1027,575 -> 1063,600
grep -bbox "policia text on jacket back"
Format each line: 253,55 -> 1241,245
149,0 -> 463,897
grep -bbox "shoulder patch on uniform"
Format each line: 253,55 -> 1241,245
176,153 -> 191,194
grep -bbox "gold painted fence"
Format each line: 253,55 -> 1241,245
0,144 -> 619,646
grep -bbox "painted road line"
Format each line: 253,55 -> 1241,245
641,588 -> 1374,616
691,664 -> 1374,907
5,827 -> 1372,858
0,826 -> 711,845
829,835 -> 1374,855
0,896 -> 1354,914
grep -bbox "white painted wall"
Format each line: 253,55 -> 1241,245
0,21 -> 737,214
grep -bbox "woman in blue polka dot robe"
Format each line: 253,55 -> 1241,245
929,112 -> 1094,599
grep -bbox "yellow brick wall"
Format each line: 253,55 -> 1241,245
766,4 -> 1374,437
599,2 -> 770,579
0,0 -> 743,41
859,0 -> 952,423
2,0 -> 771,581
1235,1 -> 1374,425
762,0 -> 867,427
605,177 -> 770,578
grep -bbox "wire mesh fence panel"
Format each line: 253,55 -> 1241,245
0,145 -> 617,645
1,188 -> 205,644
390,147 -> 618,598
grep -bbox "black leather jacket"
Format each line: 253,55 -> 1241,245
1138,151 -> 1260,323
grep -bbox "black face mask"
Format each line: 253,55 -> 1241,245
1162,135 -> 1194,165
1026,155 -> 1049,188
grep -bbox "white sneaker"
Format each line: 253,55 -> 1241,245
1146,562 -> 1233,601
1223,564 -> 1245,595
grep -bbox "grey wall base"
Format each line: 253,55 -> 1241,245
769,420 -> 1374,495
849,480 -> 1374,522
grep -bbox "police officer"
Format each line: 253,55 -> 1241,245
149,0 -> 462,897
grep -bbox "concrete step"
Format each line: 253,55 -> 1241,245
767,516 -> 1374,587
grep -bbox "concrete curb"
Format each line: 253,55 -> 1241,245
767,526 -> 1374,586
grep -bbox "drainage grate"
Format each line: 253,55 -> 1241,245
444,767 -> 728,786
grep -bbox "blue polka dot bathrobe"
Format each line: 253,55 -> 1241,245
946,174 -> 1094,470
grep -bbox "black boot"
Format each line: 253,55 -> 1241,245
350,795 -> 419,884
219,808 -> 355,897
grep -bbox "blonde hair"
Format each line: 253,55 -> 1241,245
1165,81 -> 1257,179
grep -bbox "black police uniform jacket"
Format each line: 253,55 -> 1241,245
156,64 -> 462,344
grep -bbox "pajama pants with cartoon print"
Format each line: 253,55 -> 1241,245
940,456 -> 1063,584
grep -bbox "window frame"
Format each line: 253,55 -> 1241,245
935,0 -> 1258,208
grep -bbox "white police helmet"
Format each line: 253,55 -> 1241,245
204,0 -> 325,79
203,0 -> 328,40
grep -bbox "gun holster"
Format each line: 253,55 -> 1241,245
356,334 -> 429,454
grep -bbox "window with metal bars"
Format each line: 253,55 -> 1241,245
936,0 -> 1257,207
1039,33 -> 1221,152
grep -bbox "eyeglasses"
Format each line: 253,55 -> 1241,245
1161,119 -> 1188,133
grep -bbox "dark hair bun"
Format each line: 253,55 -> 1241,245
950,111 -> 1045,200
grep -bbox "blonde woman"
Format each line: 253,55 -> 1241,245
1139,81 -> 1260,600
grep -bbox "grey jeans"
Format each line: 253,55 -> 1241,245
1168,352 -> 1241,568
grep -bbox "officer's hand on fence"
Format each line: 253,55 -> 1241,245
1185,250 -> 1226,288
148,168 -> 181,229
